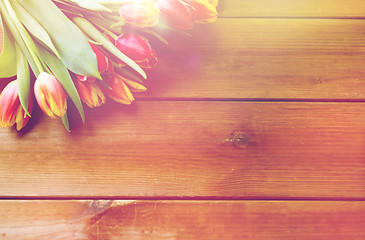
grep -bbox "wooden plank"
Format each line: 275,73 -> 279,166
0,101 -> 364,198
145,18 -> 365,99
2,19 -> 365,100
1,200 -> 365,239
218,0 -> 365,18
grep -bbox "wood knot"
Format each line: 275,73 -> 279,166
225,131 -> 251,148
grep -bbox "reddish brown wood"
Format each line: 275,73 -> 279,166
0,101 -> 364,198
1,1 -> 365,238
144,18 -> 365,99
1,200 -> 364,240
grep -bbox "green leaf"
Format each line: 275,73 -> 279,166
0,17 -> 17,78
4,0 -> 47,74
17,0 -> 101,79
61,114 -> 70,132
11,0 -> 60,59
82,13 -> 121,34
15,46 -> 31,117
38,45 -> 85,123
64,0 -> 112,12
73,16 -> 147,79
0,0 -> 41,76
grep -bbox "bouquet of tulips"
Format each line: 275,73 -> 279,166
0,0 -> 218,131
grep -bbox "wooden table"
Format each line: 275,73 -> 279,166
1,0 -> 365,239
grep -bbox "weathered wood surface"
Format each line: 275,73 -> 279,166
145,18 -> 365,99
1,0 -> 365,239
1,101 -> 364,198
218,0 -> 365,18
1,200 -> 365,240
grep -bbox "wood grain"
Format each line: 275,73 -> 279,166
1,1 -> 365,238
1,101 -> 364,199
218,0 -> 365,18
144,18 -> 365,99
1,200 -> 364,240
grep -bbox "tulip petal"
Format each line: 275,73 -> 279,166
120,76 -> 147,92
76,81 -> 106,108
104,74 -> 135,104
15,100 -> 31,131
0,17 -> 17,78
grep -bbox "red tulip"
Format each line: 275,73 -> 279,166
103,73 -> 135,104
119,0 -> 160,28
34,72 -> 67,118
156,0 -> 195,30
115,33 -> 158,69
76,80 -> 106,108
0,80 -> 32,131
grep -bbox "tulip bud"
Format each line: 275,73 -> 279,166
115,33 -> 158,69
0,80 -> 33,131
183,0 -> 218,23
34,72 -> 67,118
119,0 -> 160,28
156,0 -> 195,30
103,73 -> 135,105
76,80 -> 106,108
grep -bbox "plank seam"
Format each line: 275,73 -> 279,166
2,197 -> 365,201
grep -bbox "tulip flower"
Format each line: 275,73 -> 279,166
34,72 -> 67,118
76,80 -> 106,108
76,44 -> 113,82
103,73 -> 135,104
119,0 -> 160,28
115,33 -> 158,69
156,0 -> 195,30
182,0 -> 218,23
0,80 -> 32,131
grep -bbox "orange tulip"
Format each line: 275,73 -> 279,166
119,0 -> 160,28
76,80 -> 106,108
34,72 -> 67,118
104,73 -> 135,104
0,80 -> 32,131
